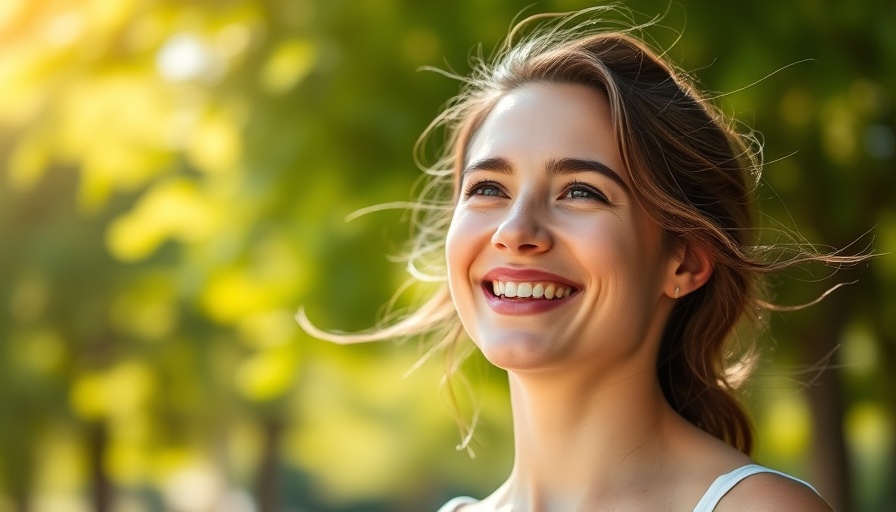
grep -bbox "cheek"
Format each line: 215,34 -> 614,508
445,206 -> 490,263
612,223 -> 666,294
575,215 -> 664,286
445,209 -> 491,331
445,211 -> 474,297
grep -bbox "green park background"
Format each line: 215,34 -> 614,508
0,0 -> 894,511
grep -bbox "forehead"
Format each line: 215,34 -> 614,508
465,82 -> 625,180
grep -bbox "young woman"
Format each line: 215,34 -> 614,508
300,7 -> 859,511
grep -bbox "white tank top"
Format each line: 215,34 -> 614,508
691,464 -> 817,511
436,464 -> 818,512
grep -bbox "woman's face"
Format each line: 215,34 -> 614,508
446,82 -> 677,374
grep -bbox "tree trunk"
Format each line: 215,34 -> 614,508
803,292 -> 852,512
12,488 -> 30,512
7,438 -> 32,512
256,419 -> 281,512
88,421 -> 111,512
875,316 -> 896,512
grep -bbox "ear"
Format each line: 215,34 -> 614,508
665,243 -> 713,299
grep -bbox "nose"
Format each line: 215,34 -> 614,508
491,200 -> 552,254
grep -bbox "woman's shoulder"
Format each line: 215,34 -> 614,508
710,466 -> 833,512
669,419 -> 830,510
435,496 -> 477,512
434,467 -> 830,512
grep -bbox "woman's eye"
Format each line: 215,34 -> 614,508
465,181 -> 505,198
564,183 -> 608,202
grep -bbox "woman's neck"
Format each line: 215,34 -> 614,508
496,363 -> 681,510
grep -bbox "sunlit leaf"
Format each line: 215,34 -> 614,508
840,321 -> 879,379
845,403 -> 894,506
0,44 -> 50,126
259,38 -> 316,95
237,308 -> 298,349
33,426 -> 85,497
109,272 -> 179,340
107,435 -> 150,486
69,373 -> 107,421
84,0 -> 139,35
12,328 -> 66,377
105,178 -> 221,261
846,402 -> 894,459
186,108 -> 243,174
200,235 -> 311,323
758,391 -> 812,460
821,97 -> 859,165
234,345 -> 298,401
69,362 -> 155,421
7,134 -> 50,192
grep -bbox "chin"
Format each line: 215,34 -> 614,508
474,331 -> 562,371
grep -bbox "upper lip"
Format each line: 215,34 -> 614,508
481,267 -> 581,290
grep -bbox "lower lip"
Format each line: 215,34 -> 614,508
482,284 -> 578,315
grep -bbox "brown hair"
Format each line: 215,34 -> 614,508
299,7 -> 866,456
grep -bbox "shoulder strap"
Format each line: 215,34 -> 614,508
436,496 -> 477,512
692,464 -> 818,512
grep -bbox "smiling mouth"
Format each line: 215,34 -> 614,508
487,280 -> 577,300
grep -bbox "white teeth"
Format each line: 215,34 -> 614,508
504,282 -> 518,298
490,280 -> 574,300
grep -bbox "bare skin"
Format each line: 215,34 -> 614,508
445,83 -> 832,511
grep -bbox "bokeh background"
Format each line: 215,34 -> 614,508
1,0 -> 894,511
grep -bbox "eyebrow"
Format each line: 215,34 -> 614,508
462,156 -> 629,192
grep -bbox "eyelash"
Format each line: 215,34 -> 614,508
463,179 -> 609,204
463,179 -> 505,198
564,180 -> 609,203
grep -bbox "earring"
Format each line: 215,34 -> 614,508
674,286 -> 680,299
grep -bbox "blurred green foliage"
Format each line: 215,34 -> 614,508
0,1 -> 893,511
